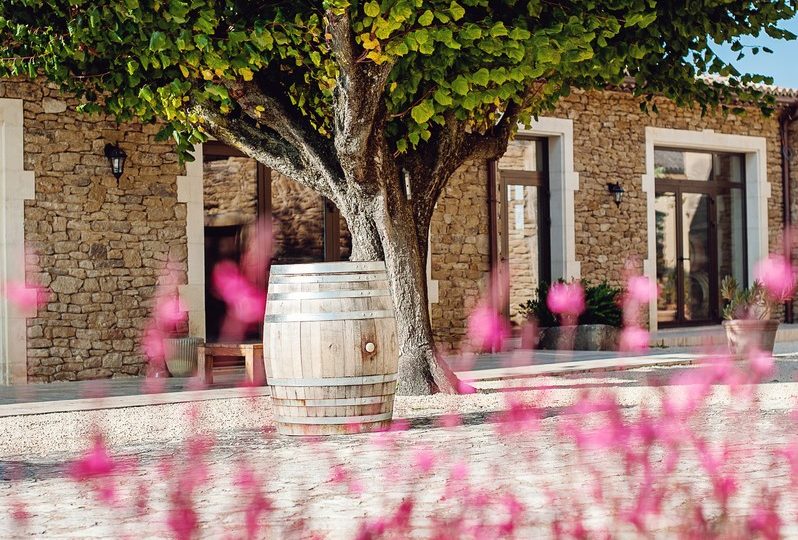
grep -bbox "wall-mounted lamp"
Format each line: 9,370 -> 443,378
607,182 -> 624,207
104,143 -> 127,182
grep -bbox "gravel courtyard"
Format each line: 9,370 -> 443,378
2,358 -> 798,538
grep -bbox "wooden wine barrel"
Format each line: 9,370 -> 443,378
264,261 -> 398,436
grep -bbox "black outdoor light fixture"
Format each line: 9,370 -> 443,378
607,182 -> 625,207
104,143 -> 127,182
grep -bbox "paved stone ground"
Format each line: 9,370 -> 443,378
2,358 -> 798,538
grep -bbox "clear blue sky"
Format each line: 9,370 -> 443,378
712,16 -> 798,89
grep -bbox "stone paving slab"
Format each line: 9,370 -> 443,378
0,369 -> 250,407
456,352 -> 698,382
0,385 -> 270,418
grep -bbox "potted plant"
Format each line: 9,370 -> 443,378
519,280 -> 623,351
163,318 -> 204,377
720,276 -> 779,356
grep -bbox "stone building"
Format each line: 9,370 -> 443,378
1,78 -> 797,384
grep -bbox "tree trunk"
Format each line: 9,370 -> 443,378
370,188 -> 460,396
343,203 -> 383,261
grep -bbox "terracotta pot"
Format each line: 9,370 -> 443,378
164,337 -> 204,377
722,319 -> 779,356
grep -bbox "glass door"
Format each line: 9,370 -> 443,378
654,148 -> 747,326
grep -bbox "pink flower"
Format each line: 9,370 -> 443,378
755,254 -> 796,301
167,503 -> 198,540
619,326 -> 649,353
211,261 -> 266,324
625,275 -> 658,304
467,304 -> 509,352
5,281 -> 49,310
413,447 -> 436,474
449,461 -> 469,482
748,497 -> 781,540
749,350 -> 775,380
10,501 -> 30,524
436,412 -> 462,428
68,436 -> 117,481
547,282 -> 585,317
154,295 -> 188,328
493,399 -> 541,435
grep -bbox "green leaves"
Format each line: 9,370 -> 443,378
0,0 -> 791,160
449,1 -> 465,21
451,75 -> 469,95
363,1 -> 380,17
410,99 -> 435,124
149,31 -> 168,52
418,10 -> 434,26
471,67 -> 490,86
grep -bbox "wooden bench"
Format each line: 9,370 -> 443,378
197,342 -> 265,385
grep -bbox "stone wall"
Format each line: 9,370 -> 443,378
0,79 -> 188,382
271,170 -> 326,263
429,89 -> 793,347
203,156 -> 257,225
429,160 -> 491,348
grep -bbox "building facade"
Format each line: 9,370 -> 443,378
1,79 -> 797,383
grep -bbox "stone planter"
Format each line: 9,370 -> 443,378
164,337 -> 204,377
538,324 -> 620,351
722,319 -> 779,356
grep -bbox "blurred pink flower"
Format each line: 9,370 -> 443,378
547,282 -> 585,317
625,275 -> 658,304
436,412 -> 462,428
467,304 -> 509,352
749,350 -> 775,380
619,326 -> 649,353
67,435 -> 129,505
748,504 -> 781,540
457,380 -> 477,394
5,281 -> 49,310
10,501 -> 30,524
413,446 -> 436,474
154,295 -> 188,327
240,217 -> 273,284
493,399 -> 541,436
212,260 -> 266,324
449,461 -> 469,482
68,436 -> 117,481
167,503 -> 198,540
755,254 -> 796,301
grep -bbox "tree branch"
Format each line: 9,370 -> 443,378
193,104 -> 336,199
326,8 -> 395,184
405,83 -> 545,238
224,79 -> 343,187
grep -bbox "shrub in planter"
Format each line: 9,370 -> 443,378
519,280 -> 623,350
720,276 -> 778,356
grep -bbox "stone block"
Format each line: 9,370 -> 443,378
50,276 -> 81,294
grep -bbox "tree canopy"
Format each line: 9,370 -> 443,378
1,0 -> 795,159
